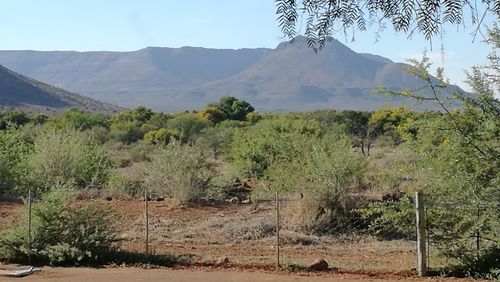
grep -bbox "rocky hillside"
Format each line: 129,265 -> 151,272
0,64 -> 122,114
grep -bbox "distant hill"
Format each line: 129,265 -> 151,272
0,39 -> 462,112
0,65 -> 122,114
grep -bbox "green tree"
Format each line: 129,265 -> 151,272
209,96 -> 255,121
197,106 -> 227,124
0,110 -> 31,129
370,27 -> 500,277
167,113 -> 209,143
229,117 -> 321,177
46,109 -> 110,130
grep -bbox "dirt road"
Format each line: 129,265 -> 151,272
0,266 -> 477,282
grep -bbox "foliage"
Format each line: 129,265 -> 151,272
143,142 -> 215,204
104,170 -> 143,199
273,135 -> 367,232
208,96 -> 255,121
228,117 -> 321,177
23,128 -> 111,194
46,109 -> 110,130
143,128 -> 179,145
276,0 -> 500,51
368,107 -> 415,146
0,186 -> 120,265
109,107 -> 169,144
197,106 -> 227,124
368,28 -> 500,277
0,124 -> 40,197
0,110 -> 32,129
166,113 -> 209,143
196,126 -> 234,159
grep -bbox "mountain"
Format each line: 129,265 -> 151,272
0,39 -> 461,112
189,37 -> 454,111
0,64 -> 122,114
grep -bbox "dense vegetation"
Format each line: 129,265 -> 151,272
0,28 -> 498,278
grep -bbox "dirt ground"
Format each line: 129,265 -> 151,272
0,265 -> 483,282
0,199 -> 461,281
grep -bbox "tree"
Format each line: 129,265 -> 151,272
367,26 -> 500,277
46,109 -> 110,130
197,106 -> 227,124
209,96 -> 255,121
276,0 -> 500,50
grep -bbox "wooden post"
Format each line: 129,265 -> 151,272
27,187 -> 32,265
415,191 -> 427,276
275,190 -> 280,269
144,187 -> 149,255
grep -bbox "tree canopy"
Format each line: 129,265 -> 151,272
276,0 -> 500,50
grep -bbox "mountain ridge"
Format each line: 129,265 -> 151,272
0,64 -> 123,114
0,38 -> 461,112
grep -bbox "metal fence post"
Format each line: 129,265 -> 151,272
275,190 -> 280,269
144,187 -> 149,256
415,191 -> 427,276
28,187 -> 32,265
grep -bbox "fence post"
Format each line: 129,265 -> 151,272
27,187 -> 32,265
415,191 -> 427,276
275,190 -> 280,269
144,187 -> 149,256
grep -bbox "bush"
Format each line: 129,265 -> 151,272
103,170 -> 143,199
143,142 -> 215,204
280,137 -> 367,233
23,128 -> 111,194
0,186 -> 120,265
0,124 -> 40,197
166,113 -> 209,143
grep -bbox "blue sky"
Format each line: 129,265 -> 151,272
0,0 -> 496,90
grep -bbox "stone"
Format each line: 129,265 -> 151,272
309,258 -> 329,271
216,257 -> 230,265
228,196 -> 239,204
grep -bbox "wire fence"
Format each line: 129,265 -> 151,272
424,195 -> 500,273
14,189 -> 498,276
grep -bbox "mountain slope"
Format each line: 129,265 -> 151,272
0,39 -> 461,112
0,47 -> 270,101
0,65 -> 122,114
188,37 -> 457,111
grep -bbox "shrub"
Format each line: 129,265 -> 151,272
103,170 -> 143,199
167,113 -> 209,143
272,136 -> 367,233
143,128 -> 178,145
0,186 -> 120,265
228,117 -> 321,177
143,142 -> 215,204
23,128 -> 111,194
0,124 -> 40,197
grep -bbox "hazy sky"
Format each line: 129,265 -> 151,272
0,0 -> 497,90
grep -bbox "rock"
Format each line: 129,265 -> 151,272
241,199 -> 251,204
309,258 -> 329,271
216,257 -> 230,265
228,196 -> 240,204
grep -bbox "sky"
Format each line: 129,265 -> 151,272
0,0 -> 497,90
